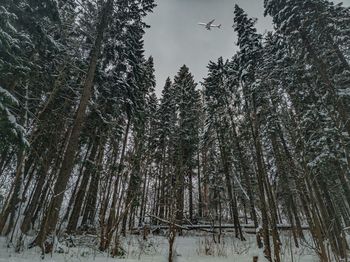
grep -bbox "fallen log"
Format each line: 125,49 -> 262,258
131,223 -> 309,234
147,215 -> 217,234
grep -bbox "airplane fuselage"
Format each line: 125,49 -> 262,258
198,20 -> 221,30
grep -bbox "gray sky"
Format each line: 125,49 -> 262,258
144,0 -> 350,96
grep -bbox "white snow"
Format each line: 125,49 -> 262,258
0,233 -> 319,262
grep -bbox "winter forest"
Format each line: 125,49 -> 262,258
0,0 -> 350,261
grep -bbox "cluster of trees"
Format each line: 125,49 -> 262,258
0,0 -> 349,261
0,0 -> 156,255
202,1 -> 350,261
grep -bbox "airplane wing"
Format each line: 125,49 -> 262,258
207,19 -> 215,26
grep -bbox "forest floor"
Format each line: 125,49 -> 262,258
0,232 -> 318,262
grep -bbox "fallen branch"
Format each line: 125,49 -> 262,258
148,215 -> 189,230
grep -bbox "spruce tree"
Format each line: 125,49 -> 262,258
172,65 -> 201,224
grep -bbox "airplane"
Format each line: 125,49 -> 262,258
198,19 -> 222,30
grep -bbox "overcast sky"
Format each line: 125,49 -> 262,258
144,0 -> 350,96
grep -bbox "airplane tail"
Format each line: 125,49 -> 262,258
218,24 -> 222,29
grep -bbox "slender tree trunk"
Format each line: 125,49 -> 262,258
100,116 -> 130,251
66,135 -> 99,232
197,150 -> 203,218
158,150 -> 166,219
121,130 -> 145,235
81,142 -> 104,227
139,166 -> 150,225
188,169 -> 194,221
60,142 -> 92,227
224,95 -> 260,246
0,150 -> 25,235
21,156 -> 52,234
249,97 -> 272,261
217,129 -> 244,240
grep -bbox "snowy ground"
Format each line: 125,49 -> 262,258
0,233 -> 318,262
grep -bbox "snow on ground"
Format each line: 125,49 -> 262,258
0,233 -> 318,262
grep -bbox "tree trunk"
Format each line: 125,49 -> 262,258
249,98 -> 272,261
66,135 -> 99,232
188,169 -> 193,221
100,116 -> 130,251
81,142 -> 104,227
197,150 -> 203,218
